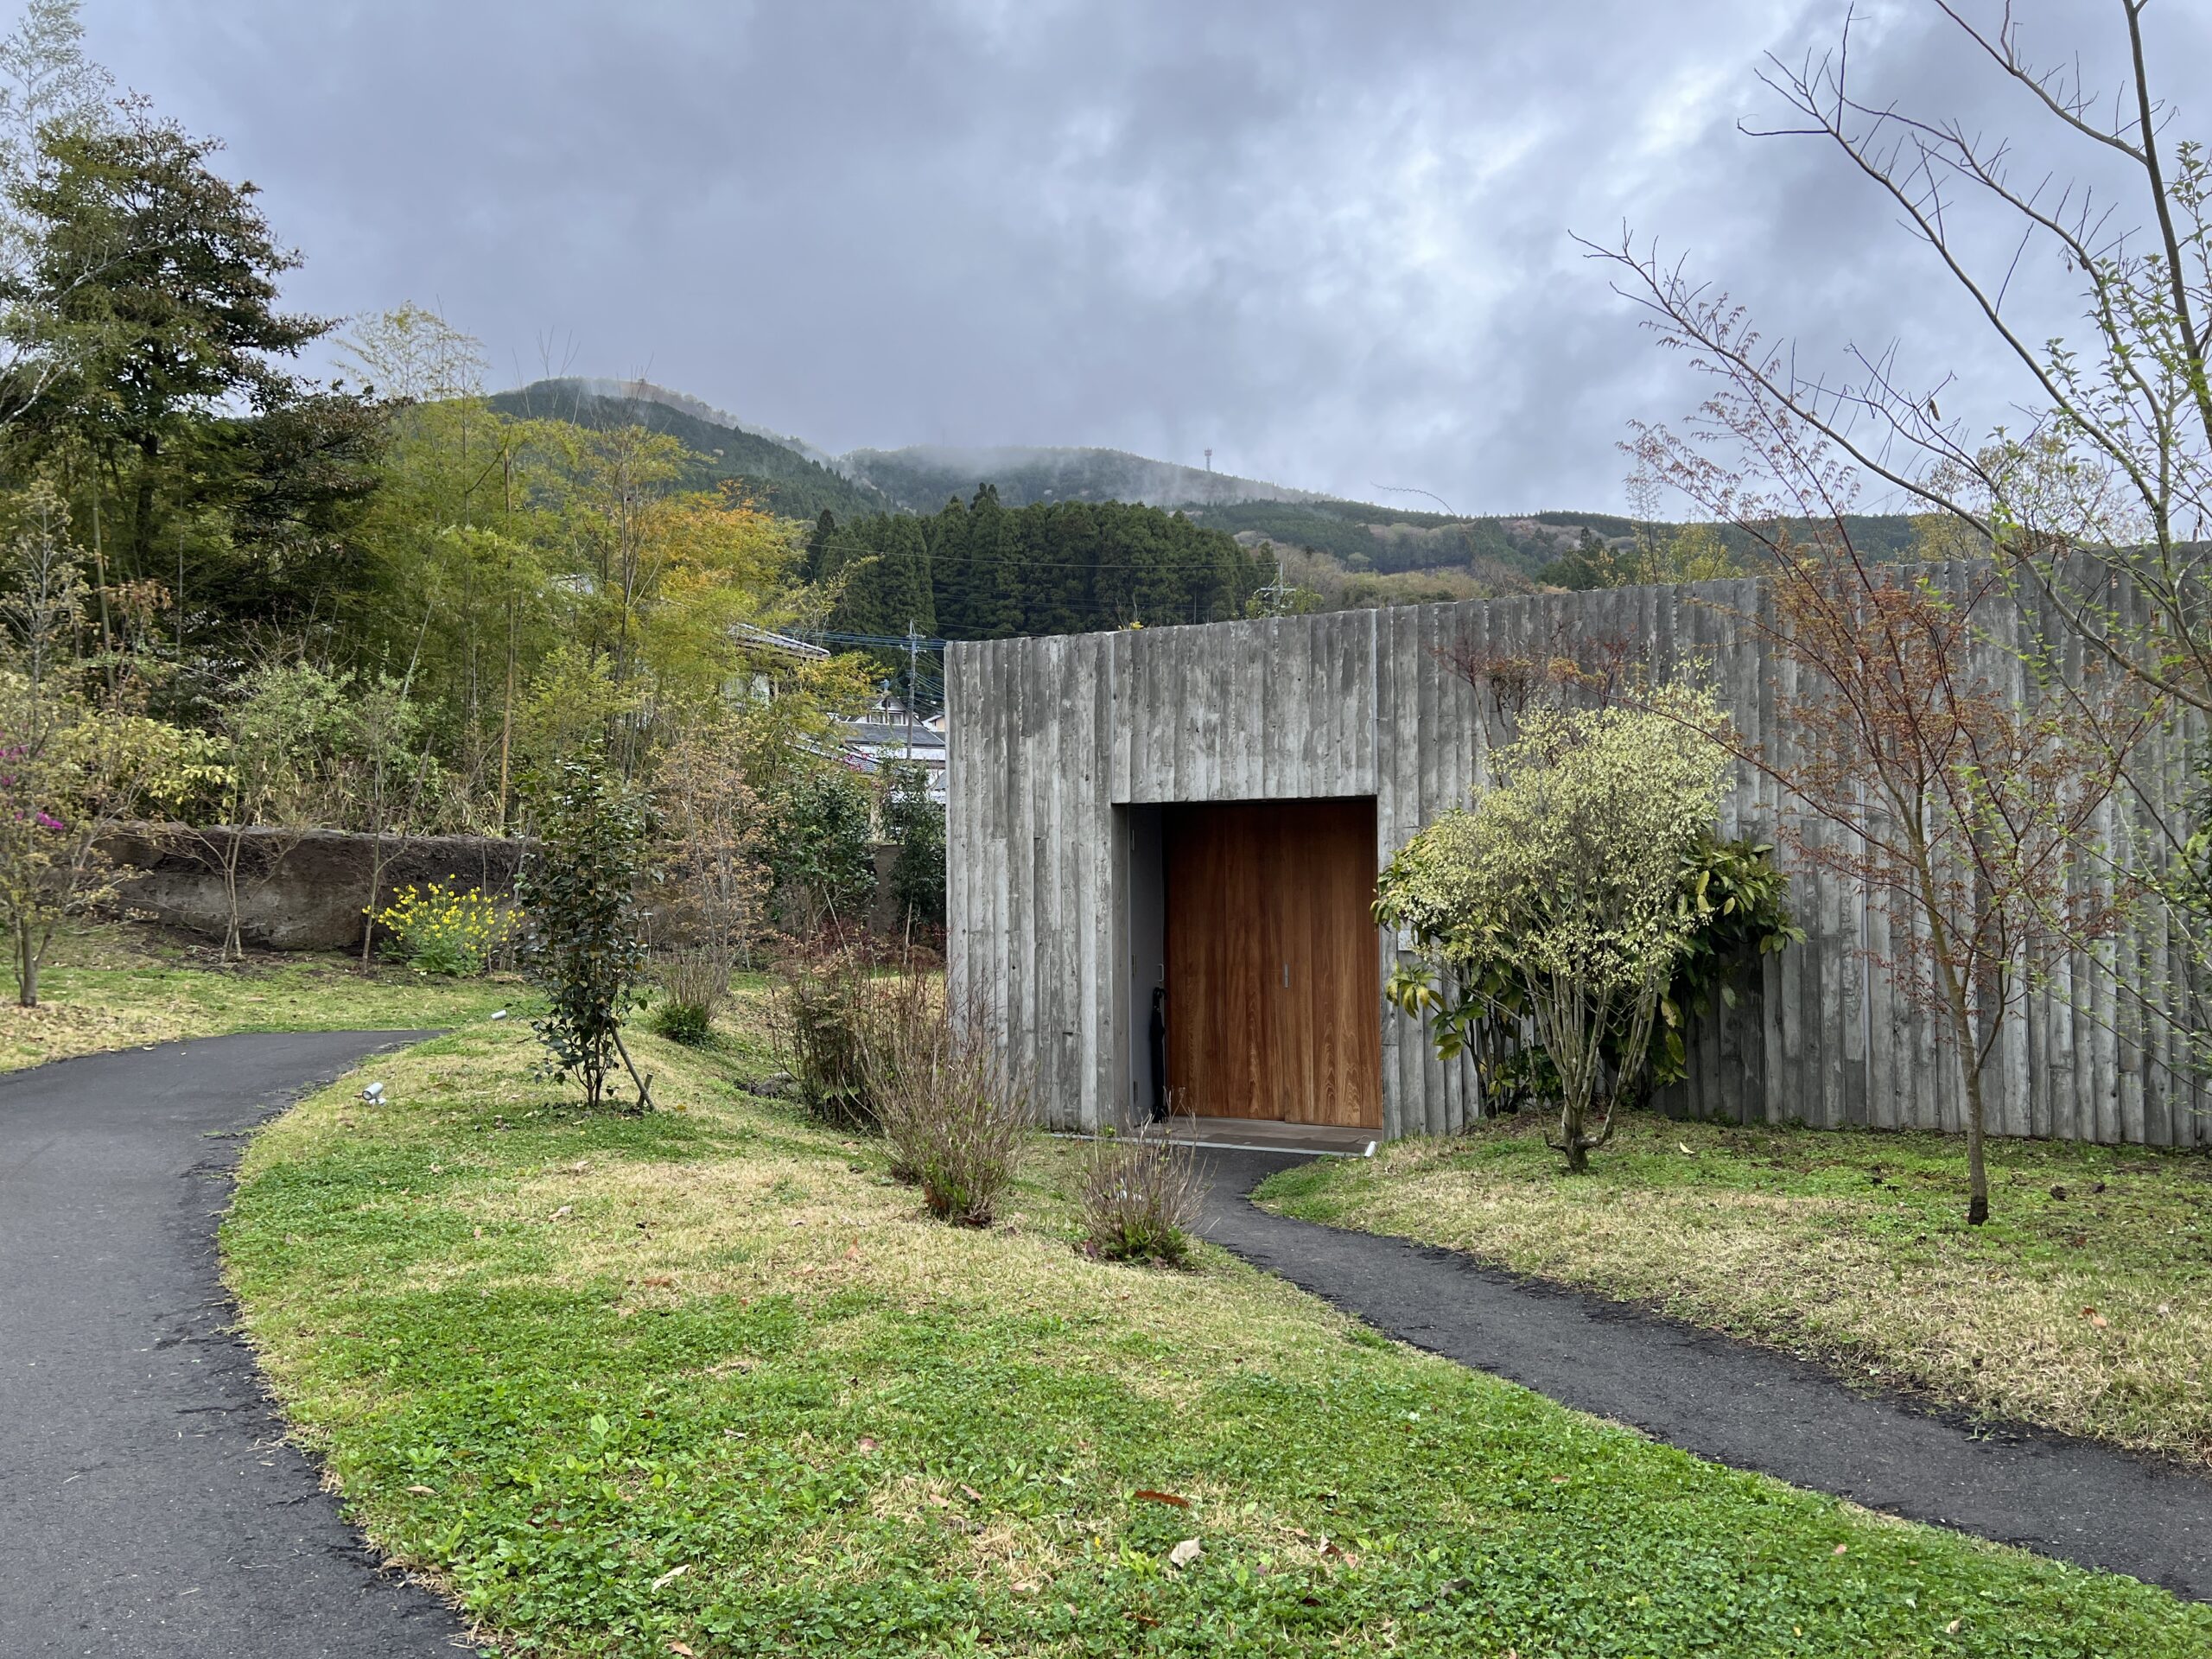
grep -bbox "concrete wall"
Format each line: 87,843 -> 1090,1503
946,565 -> 2209,1147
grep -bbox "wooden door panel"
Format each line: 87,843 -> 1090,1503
1164,805 -> 1269,1117
1298,799 -> 1382,1128
1165,799 -> 1380,1129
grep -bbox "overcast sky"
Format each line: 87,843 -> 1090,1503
79,1 -> 2212,514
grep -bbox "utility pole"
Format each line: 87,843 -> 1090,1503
905,620 -> 919,760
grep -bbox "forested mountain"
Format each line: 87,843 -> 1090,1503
499,401 -> 1935,593
490,379 -> 890,522
1173,502 -> 1929,583
842,444 -> 1332,513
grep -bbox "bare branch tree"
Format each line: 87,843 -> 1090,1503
1591,0 -> 2212,1087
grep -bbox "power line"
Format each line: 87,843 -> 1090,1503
805,534 -> 1259,575
1370,483 -> 1459,518
801,626 -> 950,650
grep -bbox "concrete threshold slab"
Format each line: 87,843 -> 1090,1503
1050,1116 -> 1376,1159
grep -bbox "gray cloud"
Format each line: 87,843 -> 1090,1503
81,0 -> 2212,512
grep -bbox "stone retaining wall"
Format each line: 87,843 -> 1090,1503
102,825 -> 526,952
102,825 -> 921,952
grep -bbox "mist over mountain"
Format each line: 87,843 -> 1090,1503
494,378 -> 1928,591
842,443 -> 1336,514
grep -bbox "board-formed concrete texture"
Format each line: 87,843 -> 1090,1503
945,562 -> 2208,1146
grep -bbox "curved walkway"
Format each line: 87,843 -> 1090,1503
1201,1146 -> 2212,1603
0,1031 -> 467,1658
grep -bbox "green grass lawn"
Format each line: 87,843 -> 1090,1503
222,1016 -> 2212,1657
0,921 -> 521,1071
1255,1112 -> 2212,1468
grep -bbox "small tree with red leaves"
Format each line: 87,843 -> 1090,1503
1634,413 -> 2151,1223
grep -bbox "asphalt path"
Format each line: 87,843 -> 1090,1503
1200,1146 -> 2212,1603
0,1030 -> 469,1658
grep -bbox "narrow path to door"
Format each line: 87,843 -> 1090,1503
1198,1147 -> 2212,1603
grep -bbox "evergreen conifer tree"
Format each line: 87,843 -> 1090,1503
926,493 -> 970,635
804,508 -> 838,584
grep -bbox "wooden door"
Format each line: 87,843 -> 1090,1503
1163,799 -> 1381,1128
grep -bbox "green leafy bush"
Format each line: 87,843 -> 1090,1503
518,757 -> 653,1107
648,999 -> 713,1046
1377,686 -> 1746,1170
1421,830 -> 1801,1116
882,760 -> 945,935
767,766 -> 876,932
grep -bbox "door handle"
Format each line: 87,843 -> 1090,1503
1281,963 -> 1289,988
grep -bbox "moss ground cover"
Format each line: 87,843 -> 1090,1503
0,921 -> 521,1071
224,1017 -> 2210,1656
1255,1112 -> 2212,1467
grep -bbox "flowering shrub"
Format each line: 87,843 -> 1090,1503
368,880 -> 516,976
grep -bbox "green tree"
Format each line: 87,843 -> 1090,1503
874,511 -> 935,640
961,483 -> 1021,638
882,760 -> 945,934
3,103 -> 340,577
925,493 -> 970,632
1378,684 -> 1735,1172
519,754 -> 655,1109
767,764 -> 875,933
803,507 -> 838,584
1538,528 -> 1629,590
342,304 -> 563,827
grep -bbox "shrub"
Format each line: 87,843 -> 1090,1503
1078,1130 -> 1203,1266
769,943 -> 880,1130
766,766 -> 877,931
865,993 -> 1028,1225
649,945 -> 728,1046
1412,830 -> 1800,1117
518,756 -> 653,1108
1377,683 -> 1737,1172
650,1001 -> 713,1046
368,880 -> 515,976
882,760 -> 946,935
